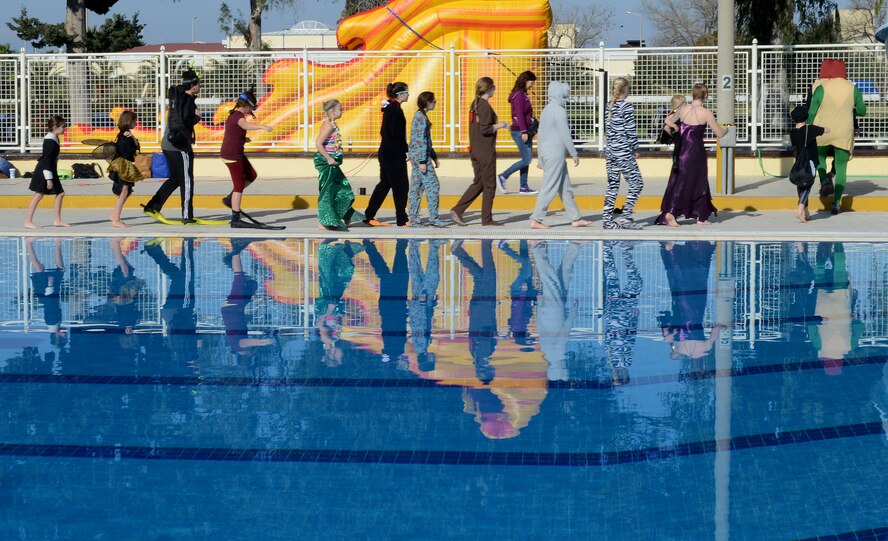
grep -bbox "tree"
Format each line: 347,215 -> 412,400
7,2 -> 141,53
84,13 -> 145,52
842,0 -> 887,42
548,5 -> 614,48
735,0 -> 840,44
339,0 -> 387,23
0,44 -> 12,54
640,0 -> 719,46
218,0 -> 300,52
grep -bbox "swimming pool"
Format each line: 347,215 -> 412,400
0,237 -> 885,540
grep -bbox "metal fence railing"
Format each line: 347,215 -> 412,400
1,42 -> 886,153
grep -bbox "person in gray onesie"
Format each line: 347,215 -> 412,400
530,82 -> 591,229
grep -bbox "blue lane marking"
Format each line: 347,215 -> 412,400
795,525 -> 888,541
0,354 -> 884,389
0,421 -> 881,467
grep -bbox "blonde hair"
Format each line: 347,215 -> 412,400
692,83 -> 708,101
322,99 -> 341,120
611,77 -> 630,104
670,94 -> 686,112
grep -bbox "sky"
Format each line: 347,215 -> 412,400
0,0 -> 855,51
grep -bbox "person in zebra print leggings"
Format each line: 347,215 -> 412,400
602,241 -> 642,386
603,77 -> 645,230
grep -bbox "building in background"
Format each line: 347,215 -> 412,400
225,21 -> 339,50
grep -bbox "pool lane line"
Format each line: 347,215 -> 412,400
795,525 -> 888,541
0,353 -> 884,390
0,421 -> 882,467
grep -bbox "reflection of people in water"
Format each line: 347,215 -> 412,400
364,239 -> 410,367
144,238 -> 199,363
499,240 -> 537,345
314,239 -> 363,367
26,237 -> 67,347
808,242 -> 863,375
109,238 -> 145,345
451,239 -> 499,382
532,240 -> 580,381
660,241 -> 724,366
873,361 -> 888,448
221,240 -> 272,365
603,241 -> 642,386
408,239 -> 444,372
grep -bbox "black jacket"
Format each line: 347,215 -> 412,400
378,100 -> 408,157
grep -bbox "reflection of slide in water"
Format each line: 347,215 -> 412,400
413,339 -> 548,439
72,0 -> 552,150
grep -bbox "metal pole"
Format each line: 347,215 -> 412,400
18,48 -> 27,153
448,45 -> 457,152
192,17 -> 196,43
714,241 -> 735,541
750,39 -> 759,152
302,47 -> 311,152
598,41 -> 606,152
716,0 -> 736,194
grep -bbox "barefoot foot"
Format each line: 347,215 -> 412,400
571,219 -> 592,227
695,220 -> 711,226
112,221 -> 130,228
530,220 -> 549,229
24,223 -> 40,230
664,213 -> 680,227
53,221 -> 71,228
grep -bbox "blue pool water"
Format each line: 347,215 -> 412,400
0,237 -> 886,540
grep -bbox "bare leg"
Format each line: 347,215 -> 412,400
53,237 -> 64,269
25,193 -> 43,229
231,192 -> 243,213
111,185 -> 130,228
796,203 -> 807,223
53,194 -> 70,227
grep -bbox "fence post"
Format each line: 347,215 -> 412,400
302,47 -> 311,152
598,41 -> 606,152
159,46 -> 167,145
750,39 -> 759,152
18,48 -> 27,153
449,45 -> 457,152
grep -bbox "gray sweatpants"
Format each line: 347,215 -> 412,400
530,157 -> 581,224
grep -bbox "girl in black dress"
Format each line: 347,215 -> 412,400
110,110 -> 141,228
25,116 -> 68,229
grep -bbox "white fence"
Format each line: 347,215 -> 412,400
2,42 -> 887,153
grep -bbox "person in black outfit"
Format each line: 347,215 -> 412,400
109,110 -> 141,228
143,69 -> 202,224
364,239 -> 410,366
144,238 -> 199,362
364,81 -> 411,227
451,240 -> 499,383
789,105 -> 828,223
25,116 -> 67,229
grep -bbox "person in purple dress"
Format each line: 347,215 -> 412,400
656,84 -> 730,227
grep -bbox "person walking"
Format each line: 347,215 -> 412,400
450,77 -> 509,227
529,81 -> 591,229
789,105 -> 829,223
364,81 -> 411,227
24,116 -> 68,229
407,91 -> 446,227
143,69 -> 202,224
656,83 -> 729,227
498,70 -> 538,195
107,110 -> 141,228
315,99 -> 363,230
602,77 -> 645,230
220,88 -> 280,229
807,58 -> 867,214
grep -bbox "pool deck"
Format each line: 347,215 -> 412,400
2,173 -> 888,241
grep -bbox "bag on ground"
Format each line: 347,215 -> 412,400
151,152 -> 169,178
71,162 -> 103,179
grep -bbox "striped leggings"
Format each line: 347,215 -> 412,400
604,154 -> 644,224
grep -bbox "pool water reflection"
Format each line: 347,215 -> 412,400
0,237 -> 886,540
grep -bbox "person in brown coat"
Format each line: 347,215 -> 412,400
450,77 -> 509,226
